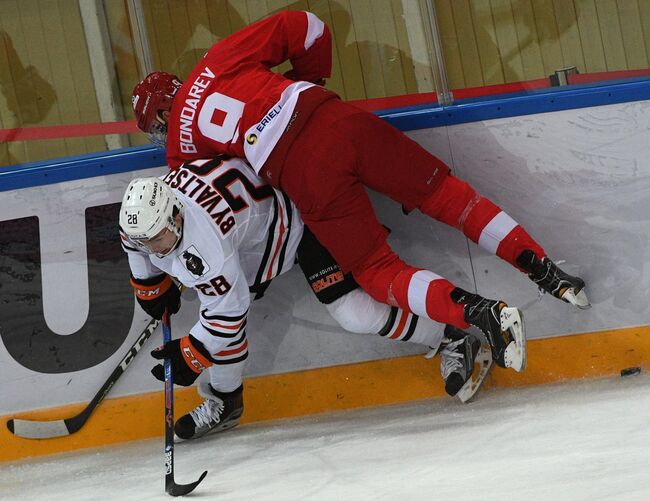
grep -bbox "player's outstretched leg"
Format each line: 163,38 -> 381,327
435,325 -> 493,403
450,288 -> 526,372
175,383 -> 244,440
418,174 -> 589,308
516,250 -> 590,309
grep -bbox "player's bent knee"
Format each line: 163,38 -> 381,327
325,288 -> 390,334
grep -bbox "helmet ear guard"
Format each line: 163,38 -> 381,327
119,177 -> 184,257
131,72 -> 182,141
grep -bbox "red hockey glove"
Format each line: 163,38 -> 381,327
150,335 -> 213,386
131,274 -> 181,320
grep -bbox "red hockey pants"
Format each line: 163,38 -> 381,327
269,98 -> 544,327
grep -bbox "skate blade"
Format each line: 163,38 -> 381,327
174,419 -> 240,442
457,345 -> 493,404
562,287 -> 591,310
501,307 -> 526,372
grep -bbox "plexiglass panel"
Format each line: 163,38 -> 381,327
436,0 -> 650,99
2,0 -> 649,168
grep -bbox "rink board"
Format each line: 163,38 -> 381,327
2,90 -> 650,461
1,325 -> 648,463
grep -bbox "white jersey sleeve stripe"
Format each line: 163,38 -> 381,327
304,11 -> 325,50
243,81 -> 314,171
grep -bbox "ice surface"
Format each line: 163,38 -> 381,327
2,373 -> 649,500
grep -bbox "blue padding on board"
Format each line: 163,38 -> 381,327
0,145 -> 166,192
376,77 -> 650,130
2,77 -> 650,192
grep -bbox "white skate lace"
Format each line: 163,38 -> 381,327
425,335 -> 453,359
189,398 -> 225,428
439,339 -> 465,379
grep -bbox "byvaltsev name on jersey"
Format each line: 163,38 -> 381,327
122,157 -> 303,365
163,162 -> 236,236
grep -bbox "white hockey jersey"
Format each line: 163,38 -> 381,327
122,157 -> 303,365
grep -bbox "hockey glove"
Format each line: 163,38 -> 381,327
131,274 -> 181,320
151,335 -> 214,386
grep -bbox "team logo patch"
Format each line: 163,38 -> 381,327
180,245 -> 210,277
246,133 -> 257,145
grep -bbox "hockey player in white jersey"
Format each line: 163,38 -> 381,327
119,157 -> 492,440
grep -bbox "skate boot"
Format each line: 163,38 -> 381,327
450,288 -> 526,372
439,325 -> 493,403
516,250 -> 590,309
175,383 -> 244,440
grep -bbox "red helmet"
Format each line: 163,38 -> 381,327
131,72 -> 182,133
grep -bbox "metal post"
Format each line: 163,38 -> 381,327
422,0 -> 453,106
127,0 -> 154,77
78,0 -> 126,149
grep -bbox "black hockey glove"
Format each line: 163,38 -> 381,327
130,274 -> 181,320
151,335 -> 213,386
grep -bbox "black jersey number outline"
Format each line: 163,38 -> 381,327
183,158 -> 273,213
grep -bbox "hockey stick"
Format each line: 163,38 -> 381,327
7,317 -> 160,439
162,309 -> 207,496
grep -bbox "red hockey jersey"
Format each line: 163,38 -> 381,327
166,10 -> 332,171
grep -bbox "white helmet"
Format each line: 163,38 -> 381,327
120,177 -> 183,256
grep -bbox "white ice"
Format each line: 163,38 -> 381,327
2,373 -> 650,501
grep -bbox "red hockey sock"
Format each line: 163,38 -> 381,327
420,174 -> 545,270
351,243 -> 468,328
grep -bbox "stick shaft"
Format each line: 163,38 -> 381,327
162,310 -> 176,491
161,309 -> 208,496
8,317 -> 160,439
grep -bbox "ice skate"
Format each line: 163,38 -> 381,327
517,250 -> 590,309
451,288 -> 526,372
438,325 -> 493,403
175,383 -> 243,440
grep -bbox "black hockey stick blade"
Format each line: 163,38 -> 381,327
7,317 -> 160,439
166,470 -> 208,497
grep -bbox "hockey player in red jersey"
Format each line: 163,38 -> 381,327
119,157 -> 492,439
131,10 -> 589,377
